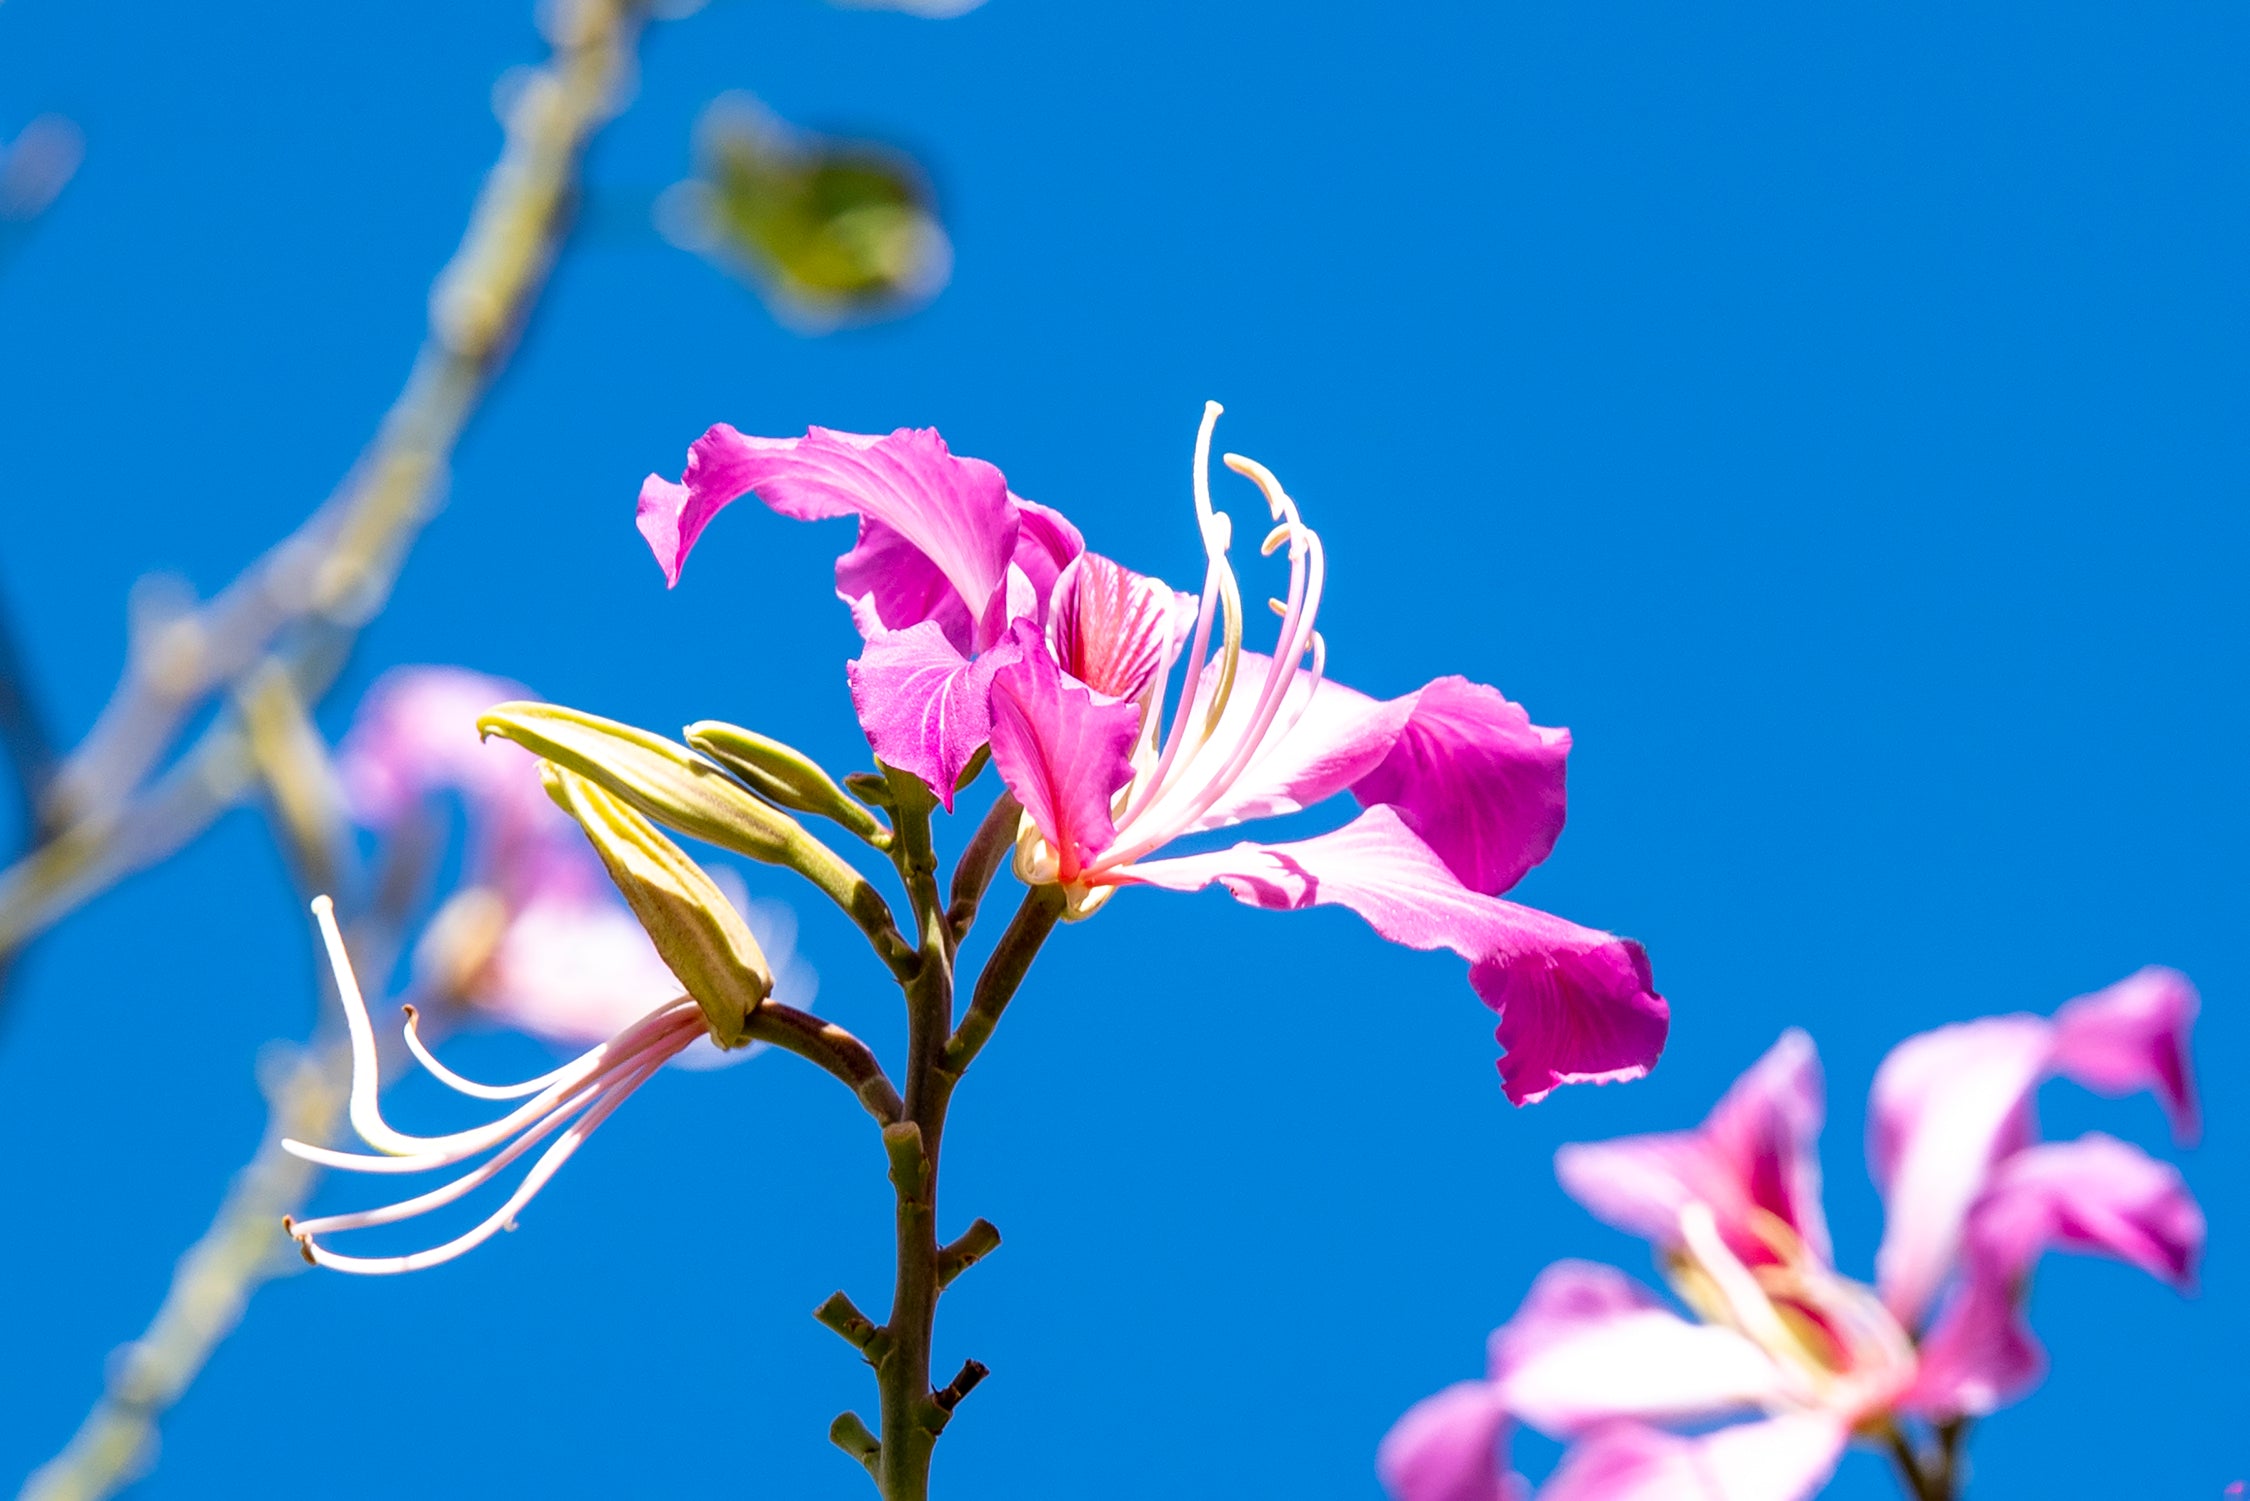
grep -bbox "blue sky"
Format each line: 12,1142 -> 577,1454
0,2 -> 2242,1496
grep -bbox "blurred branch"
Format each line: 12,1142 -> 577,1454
0,113 -> 86,278
22,651 -> 430,1501
0,579 -> 58,855
0,582 -> 57,1001
17,1040 -> 350,1501
0,0 -> 658,994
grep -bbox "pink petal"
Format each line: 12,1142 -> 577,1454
638,426 -> 1020,646
2051,967 -> 2201,1144
846,622 -> 1018,811
1491,1262 -> 1788,1436
1178,663 -> 1572,898
1046,553 -> 1192,703
987,622 -> 1143,878
1967,1133 -> 2203,1289
1554,1030 -> 1831,1269
1183,654 -> 1417,831
338,666 -> 535,826
1902,1275 -> 2042,1419
481,895 -> 692,1046
1009,494 -> 1086,617
1468,927 -> 1666,1106
1351,676 -> 1571,896
1377,1381 -> 1524,1501
1537,1415 -> 1849,1501
1116,806 -> 1667,1103
1865,1014 -> 2052,1326
837,517 -> 978,651
1909,1131 -> 2205,1418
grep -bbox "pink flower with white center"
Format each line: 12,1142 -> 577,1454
640,403 -> 1666,1103
1379,970 -> 2204,1501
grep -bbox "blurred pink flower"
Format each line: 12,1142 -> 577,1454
1379,972 -> 2203,1501
639,405 -> 1663,1103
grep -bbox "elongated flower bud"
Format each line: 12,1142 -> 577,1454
481,701 -> 804,864
686,719 -> 889,846
541,764 -> 770,1047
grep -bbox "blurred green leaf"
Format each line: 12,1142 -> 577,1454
658,94 -> 951,331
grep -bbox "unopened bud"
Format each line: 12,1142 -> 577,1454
542,764 -> 771,1047
685,720 -> 888,846
481,701 -> 804,865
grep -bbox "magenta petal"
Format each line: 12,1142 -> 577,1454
987,621 -> 1142,876
1352,676 -> 1571,896
1538,1416 -> 1849,1501
1009,494 -> 1086,616
638,426 -> 1019,635
2050,967 -> 2201,1144
1377,1382 -> 1523,1501
846,622 -> 1017,811
1469,927 -> 1667,1106
1866,1014 -> 2053,1325
1903,1275 -> 2044,1419
1118,806 -> 1666,1103
1968,1133 -> 2204,1289
1046,552 -> 1189,702
1491,1262 -> 1787,1436
837,517 -> 978,650
1554,1030 -> 1830,1269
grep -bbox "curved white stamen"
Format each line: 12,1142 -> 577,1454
1225,629 -> 1328,794
1112,403 -> 1242,829
1679,1203 -> 1803,1355
1674,1203 -> 1833,1410
280,1004 -> 701,1174
305,896 -> 700,1160
1093,441 -> 1326,870
289,1069 -> 620,1236
287,1032 -> 689,1248
401,1003 -> 581,1101
293,1047 -> 677,1276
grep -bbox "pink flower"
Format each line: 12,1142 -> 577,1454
639,405 -> 1664,1103
1379,972 -> 2203,1501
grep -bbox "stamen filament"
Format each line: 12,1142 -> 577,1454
280,1003 -> 702,1174
293,1047 -> 672,1275
401,1002 -> 583,1101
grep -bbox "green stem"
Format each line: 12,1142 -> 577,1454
941,884 -> 1064,1079
1882,1419 -> 1968,1501
744,1001 -> 902,1124
858,777 -> 1057,1499
872,773 -> 950,1501
945,792 -> 1021,942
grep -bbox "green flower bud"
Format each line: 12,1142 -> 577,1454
685,720 -> 888,847
480,701 -> 803,865
541,764 -> 770,1048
